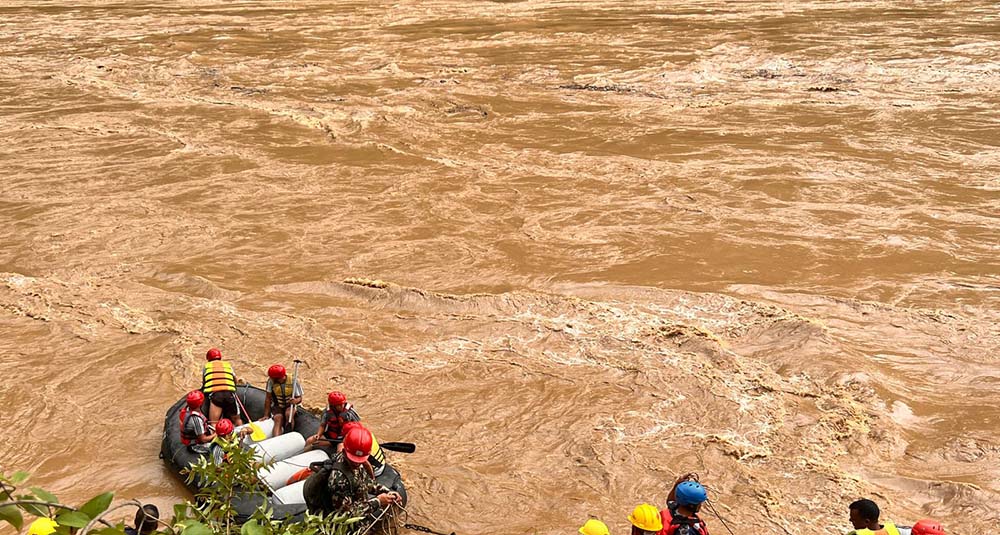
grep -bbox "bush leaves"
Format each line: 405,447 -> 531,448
56,510 -> 92,528
0,505 -> 23,531
80,492 -> 114,519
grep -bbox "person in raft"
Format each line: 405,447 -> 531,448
201,347 -> 243,426
304,391 -> 360,452
303,426 -> 401,521
848,499 -> 904,535
181,390 -> 216,453
628,503 -> 663,535
260,364 -> 302,436
341,421 -> 387,476
660,474 -> 710,535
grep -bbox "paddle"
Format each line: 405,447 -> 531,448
380,442 -> 416,454
288,359 -> 303,429
236,385 -> 267,441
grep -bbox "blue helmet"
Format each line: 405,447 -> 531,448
675,481 -> 708,506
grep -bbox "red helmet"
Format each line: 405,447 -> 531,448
215,418 -> 234,437
912,520 -> 945,535
342,421 -> 362,434
328,391 -> 347,406
268,364 -> 286,380
206,348 -> 222,361
343,426 -> 372,463
186,390 -> 205,408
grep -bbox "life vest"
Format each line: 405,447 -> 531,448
659,503 -> 709,535
181,411 -> 207,446
323,404 -> 357,440
369,435 -> 386,475
201,361 -> 236,393
178,407 -> 190,444
270,380 -> 296,408
850,523 -> 902,535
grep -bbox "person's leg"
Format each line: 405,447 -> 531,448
208,399 -> 222,424
272,410 -> 285,437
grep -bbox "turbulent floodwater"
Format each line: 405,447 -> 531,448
1,1 -> 999,534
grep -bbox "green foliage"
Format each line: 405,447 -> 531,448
0,505 -> 23,531
1,437 -> 368,535
80,492 -> 114,519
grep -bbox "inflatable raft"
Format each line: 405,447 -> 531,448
159,385 -> 407,523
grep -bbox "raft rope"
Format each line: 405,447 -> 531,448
390,503 -> 456,535
705,499 -> 736,535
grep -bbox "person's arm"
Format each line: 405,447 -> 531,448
313,413 -> 327,439
260,380 -> 273,419
194,417 -> 216,444
290,380 -> 303,405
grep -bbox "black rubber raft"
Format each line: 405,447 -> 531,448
160,385 -> 407,523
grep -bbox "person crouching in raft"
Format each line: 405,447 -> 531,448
660,474 -> 710,535
208,418 -> 237,465
201,348 -> 243,426
260,364 -> 302,436
302,426 -> 401,523
304,391 -> 360,452
181,390 -> 216,454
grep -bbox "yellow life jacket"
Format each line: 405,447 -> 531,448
202,361 -> 236,393
850,522 -> 902,535
370,435 -> 385,466
271,380 -> 296,408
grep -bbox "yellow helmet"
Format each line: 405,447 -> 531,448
579,518 -> 610,535
28,518 -> 59,535
628,503 -> 663,532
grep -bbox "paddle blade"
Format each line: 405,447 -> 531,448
249,423 -> 267,442
381,442 -> 416,453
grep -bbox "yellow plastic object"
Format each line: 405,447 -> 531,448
28,518 -> 59,535
627,503 -> 663,532
579,518 -> 610,535
248,422 -> 267,441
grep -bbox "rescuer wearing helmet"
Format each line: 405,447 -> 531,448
304,391 -> 360,452
848,499 -> 903,535
181,390 -> 216,453
302,426 -> 401,523
628,503 -> 663,535
659,474 -> 710,535
260,364 -> 302,437
200,348 -> 243,427
342,421 -> 387,477
579,518 -> 610,535
208,418 -> 236,465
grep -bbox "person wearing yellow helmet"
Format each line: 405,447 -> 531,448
579,518 -> 610,535
27,517 -> 59,535
628,503 -> 663,535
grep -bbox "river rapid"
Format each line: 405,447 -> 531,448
1,1 -> 998,534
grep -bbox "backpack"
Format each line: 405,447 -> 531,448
303,460 -> 336,514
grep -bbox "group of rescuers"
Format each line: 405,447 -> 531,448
178,348 -> 402,526
583,482 -> 948,535
170,348 -> 951,535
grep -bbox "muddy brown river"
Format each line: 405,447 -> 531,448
1,1 -> 998,534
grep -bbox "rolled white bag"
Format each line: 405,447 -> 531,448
250,432 -> 305,463
234,419 -> 276,442
259,450 -> 329,490
272,480 -> 306,505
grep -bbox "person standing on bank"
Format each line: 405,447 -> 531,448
201,347 -> 243,426
659,473 -> 710,535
